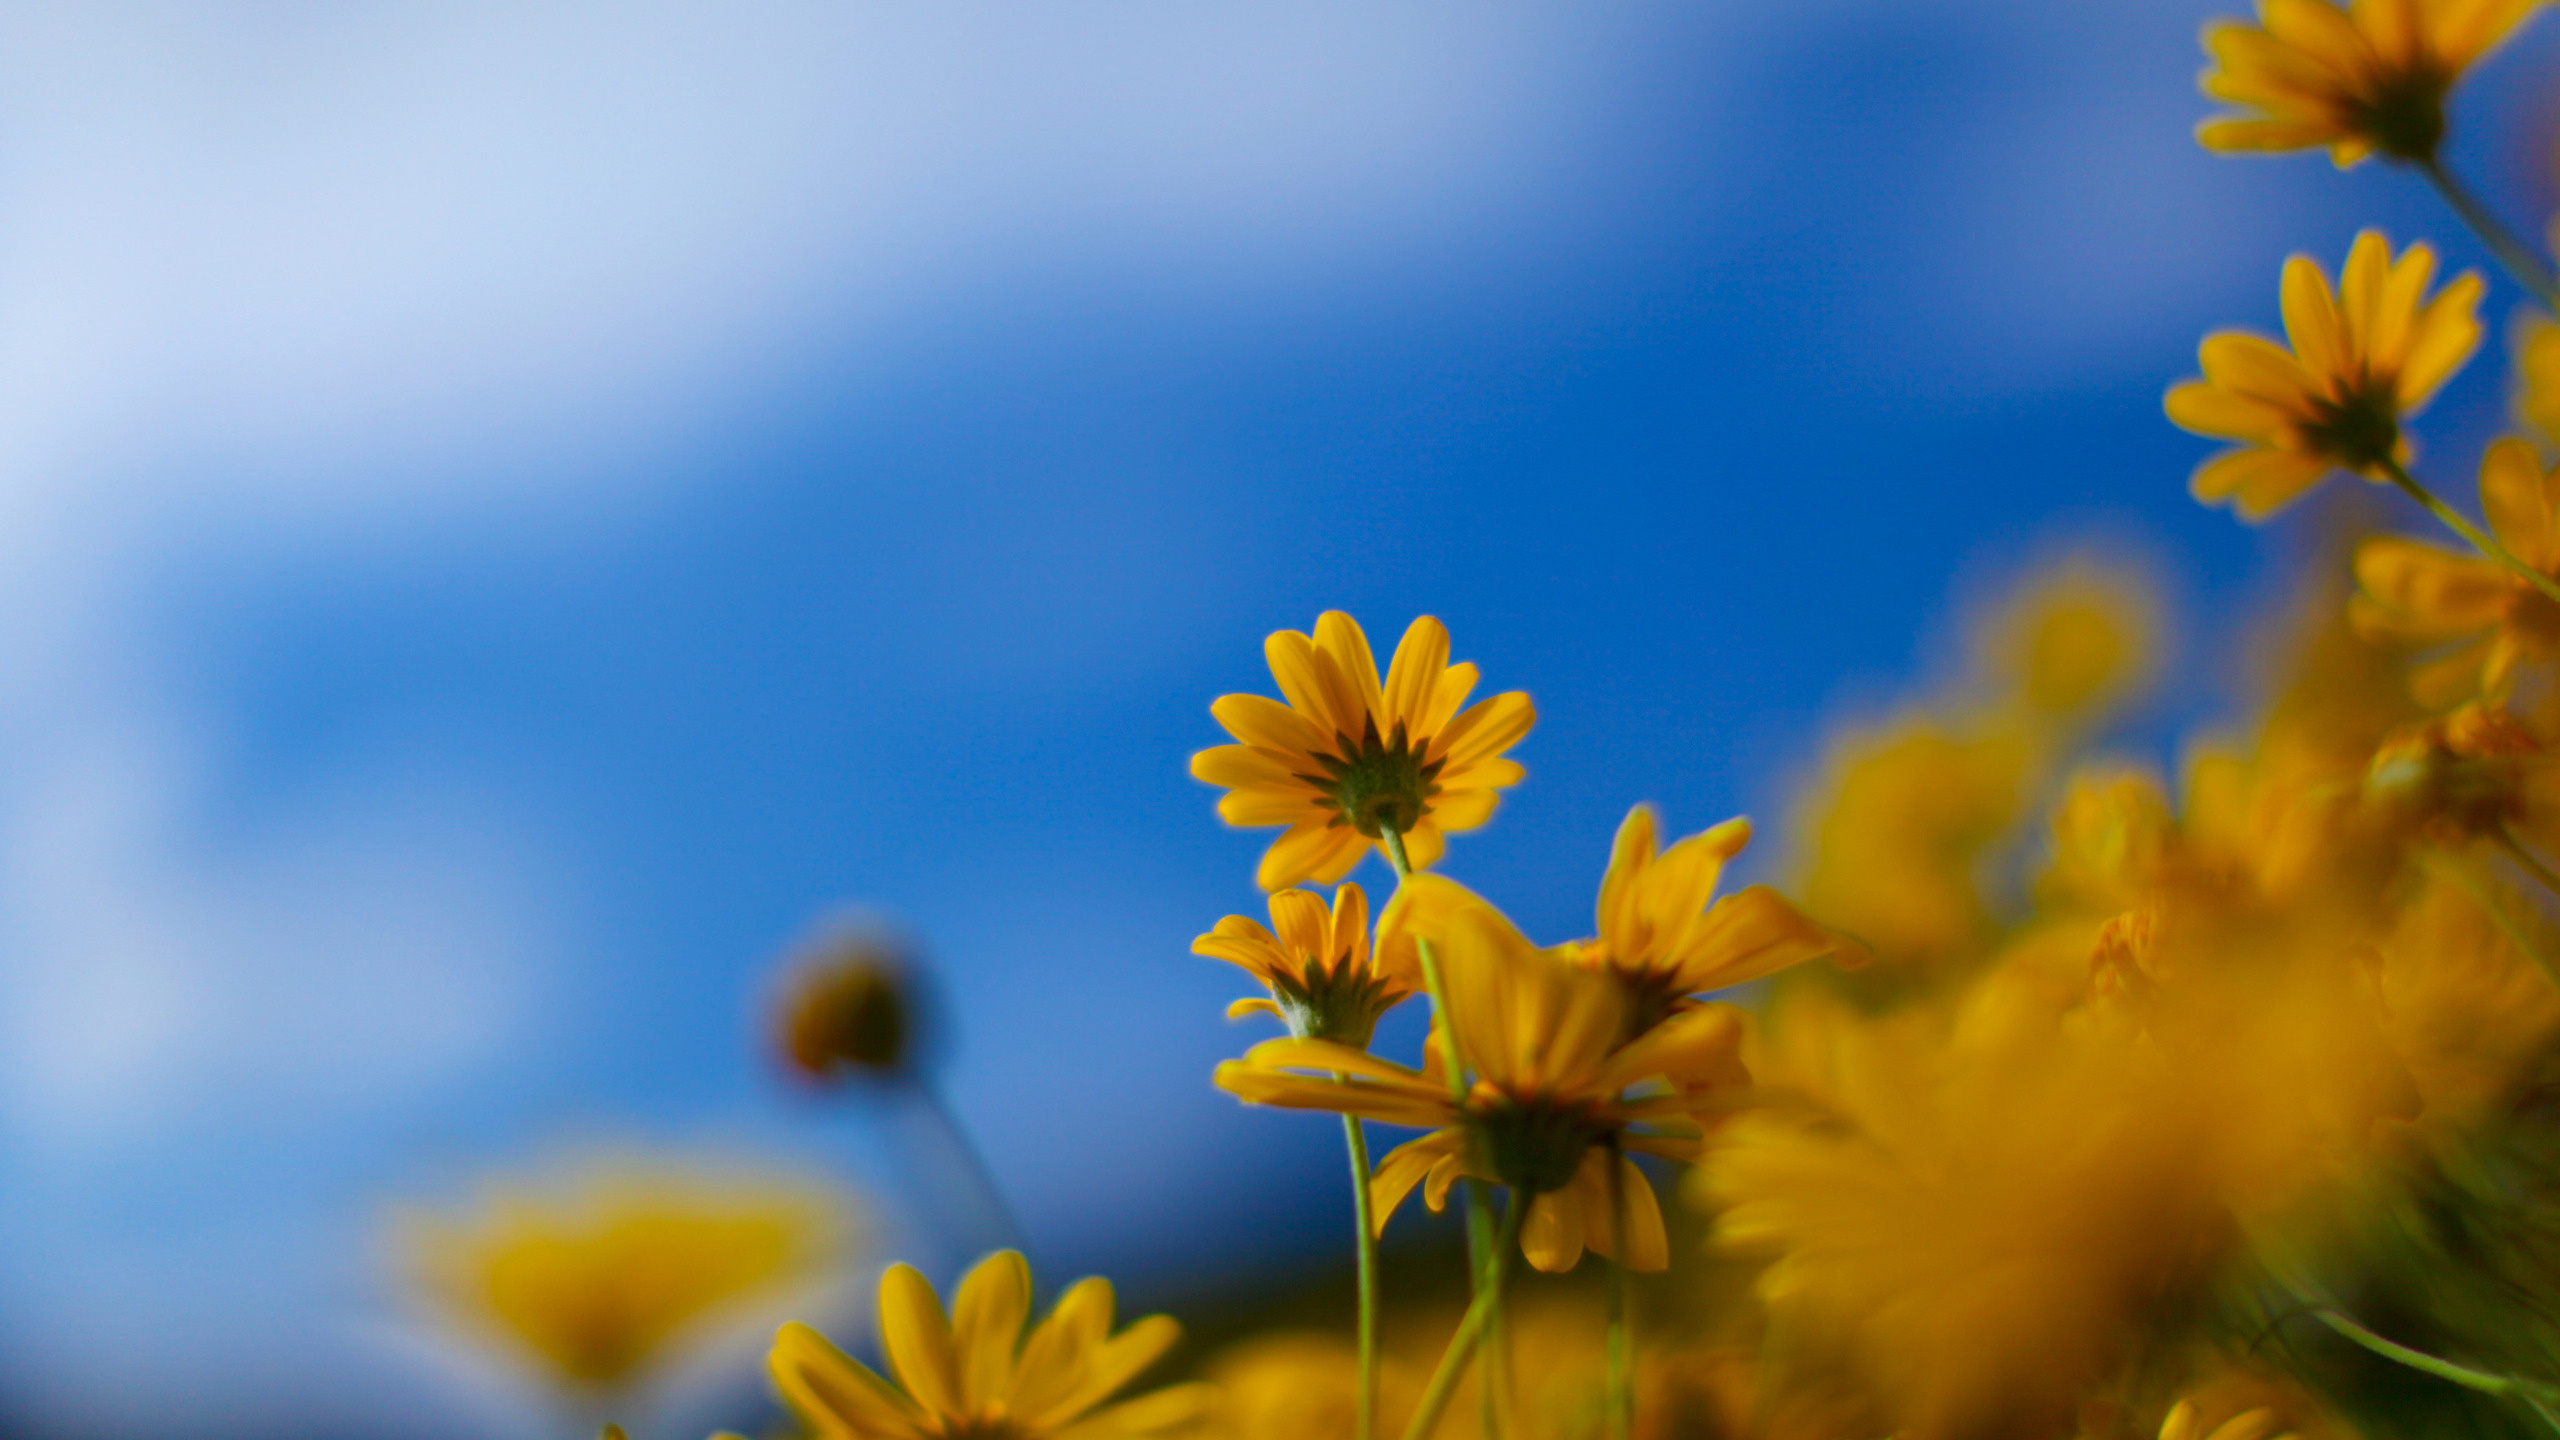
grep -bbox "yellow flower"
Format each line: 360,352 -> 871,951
1973,560 -> 2161,721
1577,805 -> 1842,1033
769,1250 -> 1208,1440
1787,719 -> 2035,973
1194,881 -> 1415,1048
2168,230 -> 2483,519
2353,436 -> 2560,705
1191,612 -> 1535,891
2161,1402 -> 2294,1440
1215,877 -> 1748,1273
2195,0 -> 2543,165
398,1159 -> 853,1392
2519,313 -> 2560,450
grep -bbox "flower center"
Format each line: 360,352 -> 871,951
1304,717 -> 1444,839
1268,953 -> 1398,1049
2299,379 -> 2400,473
2351,65 -> 2448,162
1474,1094 -> 1612,1195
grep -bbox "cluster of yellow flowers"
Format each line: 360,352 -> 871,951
391,5 -> 2560,1440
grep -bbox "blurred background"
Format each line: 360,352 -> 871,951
0,2 -> 2551,1436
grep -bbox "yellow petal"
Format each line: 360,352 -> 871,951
2280,251 -> 2347,384
770,1322 -> 922,1436
950,1250 -> 1031,1408
2165,380 -> 2291,440
2396,269 -> 2485,409
2480,435 -> 2555,561
1209,693 -> 1331,757
1225,995 -> 1281,1021
1312,611 -> 1386,727
1257,821 -> 1357,893
2354,535 -> 2508,631
1434,690 -> 1537,767
877,1263 -> 964,1418
2190,446 -> 2332,519
1520,1189 -> 1586,1274
1380,615 -> 1452,741
2197,331 -> 2314,406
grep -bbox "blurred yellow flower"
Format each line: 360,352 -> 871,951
1195,882 -> 1414,1048
2168,230 -> 2482,519
769,1250 -> 1208,1440
1191,611 -> 1535,890
399,1160 -> 853,1392
1576,805 -> 1842,1034
1787,719 -> 2034,973
2196,0 -> 2543,165
1975,561 -> 2161,720
1216,877 -> 1747,1272
2160,1400 -> 2293,1440
2519,314 -> 2560,450
2354,436 -> 2560,705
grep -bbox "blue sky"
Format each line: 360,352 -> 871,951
0,3 -> 2551,1436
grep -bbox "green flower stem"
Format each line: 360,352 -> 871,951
2420,155 -> 2560,315
1605,1149 -> 1634,1440
2313,1306 -> 2560,1432
1380,822 -> 1505,1439
1401,1197 -> 1527,1440
2379,458 -> 2560,607
2495,825 -> 2560,903
1339,1106 -> 1380,1440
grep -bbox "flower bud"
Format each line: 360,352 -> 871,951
777,937 -> 913,1080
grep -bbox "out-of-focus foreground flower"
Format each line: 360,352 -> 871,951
2196,0 -> 2544,166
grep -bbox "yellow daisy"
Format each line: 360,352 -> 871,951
1193,881 -> 1416,1048
398,1159 -> 852,1393
2197,0 -> 2544,166
2353,436 -> 2560,704
2168,230 -> 2483,519
1215,877 -> 1749,1273
1575,805 -> 1843,1035
769,1250 -> 1209,1440
1191,611 -> 1535,891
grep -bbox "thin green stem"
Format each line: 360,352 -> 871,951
1339,1106 -> 1380,1440
2380,458 -> 2560,608
2421,156 -> 2560,315
2496,824 -> 2560,902
2314,1308 -> 2550,1403
1605,1148 -> 1633,1440
1380,821 -> 1502,1438
1400,1198 -> 1526,1440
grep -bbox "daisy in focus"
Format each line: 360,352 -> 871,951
1190,612 -> 1535,890
2168,229 -> 2482,519
1195,881 -> 1415,1049
2196,0 -> 2544,165
1216,877 -> 1748,1272
1573,805 -> 1843,1036
2354,436 -> 2560,704
769,1250 -> 1208,1440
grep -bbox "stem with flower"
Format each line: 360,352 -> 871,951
2378,457 -> 2560,608
2418,156 -> 2560,316
1400,1196 -> 1527,1440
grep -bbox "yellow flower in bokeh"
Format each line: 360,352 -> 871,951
2354,437 -> 2560,705
399,1159 -> 853,1393
1194,881 -> 1415,1048
1577,805 -> 1842,1033
2519,314 -> 2560,451
2196,0 -> 2543,165
2168,231 -> 2483,519
1975,560 -> 2160,721
2160,1401 -> 2294,1440
1788,719 -> 2034,973
1191,612 -> 1535,890
1216,877 -> 1747,1272
769,1250 -> 1208,1440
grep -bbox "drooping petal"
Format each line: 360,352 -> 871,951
1258,821 -> 1360,893
1520,1189 -> 1587,1274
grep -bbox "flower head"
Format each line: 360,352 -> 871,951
1576,806 -> 1843,1035
2354,437 -> 2560,704
1192,612 -> 1535,890
769,1250 -> 1207,1440
2169,230 -> 2483,519
1194,882 -> 1415,1048
398,1159 -> 854,1393
2196,0 -> 2544,166
1214,877 -> 1747,1273
778,937 -> 916,1081
1973,560 -> 2161,721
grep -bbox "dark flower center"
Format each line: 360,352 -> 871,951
1302,716 -> 1444,839
2352,65 -> 2449,162
1475,1095 -> 1612,1195
1269,953 -> 1399,1049
2300,379 -> 2401,473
